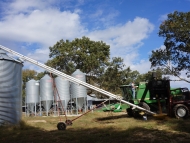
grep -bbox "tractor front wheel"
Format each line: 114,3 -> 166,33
139,102 -> 151,116
173,104 -> 189,119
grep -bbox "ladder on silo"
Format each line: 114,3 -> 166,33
0,44 -> 156,115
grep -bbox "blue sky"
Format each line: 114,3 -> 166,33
0,0 -> 190,88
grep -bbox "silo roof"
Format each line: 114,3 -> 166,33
72,69 -> 85,75
28,79 -> 36,82
0,48 -> 23,64
41,74 -> 51,79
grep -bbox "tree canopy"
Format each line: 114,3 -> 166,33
149,11 -> 190,82
99,57 -> 143,95
46,36 -> 110,78
100,57 -> 126,94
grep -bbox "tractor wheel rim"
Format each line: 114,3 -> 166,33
177,107 -> 186,117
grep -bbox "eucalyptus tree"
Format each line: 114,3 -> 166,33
135,68 -> 164,83
46,36 -> 110,86
149,11 -> 190,83
100,57 -> 137,94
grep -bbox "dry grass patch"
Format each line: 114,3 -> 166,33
0,111 -> 190,143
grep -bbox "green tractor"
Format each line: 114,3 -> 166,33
120,77 -> 190,119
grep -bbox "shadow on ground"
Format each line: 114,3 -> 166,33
153,116 -> 190,134
1,116 -> 190,143
96,112 -> 190,135
96,113 -> 129,121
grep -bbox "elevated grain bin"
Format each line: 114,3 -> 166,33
0,49 -> 23,125
71,69 -> 87,113
40,74 -> 53,116
55,76 -> 70,113
26,79 -> 39,116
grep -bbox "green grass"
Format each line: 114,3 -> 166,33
1,111 -> 190,143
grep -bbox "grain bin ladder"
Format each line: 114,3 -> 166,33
0,44 -> 156,116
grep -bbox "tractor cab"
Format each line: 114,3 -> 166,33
170,87 -> 190,102
120,84 -> 133,101
120,82 -> 149,100
120,82 -> 152,106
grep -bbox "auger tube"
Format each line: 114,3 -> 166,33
0,45 -> 156,115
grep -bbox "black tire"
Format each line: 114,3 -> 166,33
139,102 -> 151,115
173,104 -> 189,119
129,100 -> 135,109
133,110 -> 141,118
126,108 -> 133,116
139,102 -> 150,111
57,122 -> 67,130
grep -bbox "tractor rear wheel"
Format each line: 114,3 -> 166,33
173,104 -> 189,119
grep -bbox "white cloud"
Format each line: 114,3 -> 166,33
88,17 -> 154,56
0,9 -> 86,47
0,1 -> 154,74
158,13 -> 168,22
27,47 -> 50,62
23,61 -> 45,73
170,81 -> 190,89
123,52 -> 139,67
90,9 -> 103,18
160,45 -> 166,50
131,60 -> 151,74
0,1 -> 87,70
87,17 -> 154,74
123,52 -> 151,74
123,51 -> 151,74
1,0 -> 55,15
86,3 -> 120,29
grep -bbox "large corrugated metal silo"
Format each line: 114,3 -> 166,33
0,49 -> 23,125
26,79 -> 39,115
40,74 -> 53,116
71,69 -> 87,113
55,77 -> 70,113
